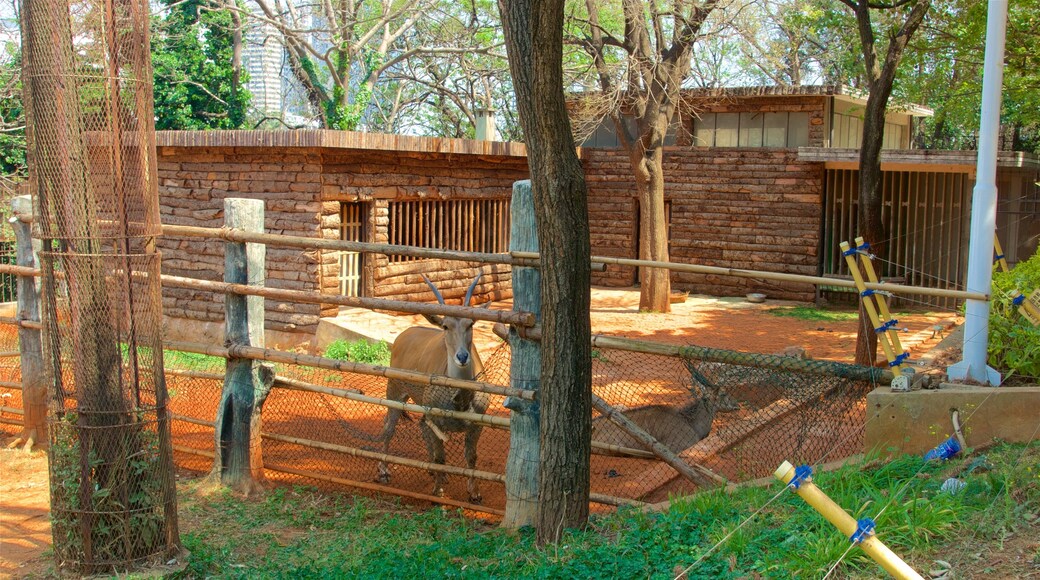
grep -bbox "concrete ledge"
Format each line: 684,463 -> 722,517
866,384 -> 1040,456
162,315 -> 310,352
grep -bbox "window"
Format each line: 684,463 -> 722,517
387,199 -> 510,263
692,111 -> 810,148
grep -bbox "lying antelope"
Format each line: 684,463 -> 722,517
376,273 -> 489,503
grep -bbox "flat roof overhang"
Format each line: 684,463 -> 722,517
798,148 -> 1040,176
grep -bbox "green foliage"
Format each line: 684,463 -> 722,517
988,249 -> 1040,380
0,43 -> 25,175
49,413 -> 169,572
172,443 -> 1040,578
767,306 -> 860,322
151,0 -> 250,130
163,348 -> 227,372
324,339 -> 392,365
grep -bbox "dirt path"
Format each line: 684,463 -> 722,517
0,448 -> 51,579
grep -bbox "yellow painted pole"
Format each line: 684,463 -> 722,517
841,241 -> 902,376
854,237 -> 909,373
993,235 -> 1010,273
1013,290 -> 1040,325
774,462 -> 924,580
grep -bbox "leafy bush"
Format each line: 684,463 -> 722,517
989,249 -> 1040,380
324,339 -> 392,366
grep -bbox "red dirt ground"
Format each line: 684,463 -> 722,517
0,288 -> 959,575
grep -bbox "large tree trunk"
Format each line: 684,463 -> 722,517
632,147 -> 671,313
854,90 -> 889,366
498,0 -> 593,545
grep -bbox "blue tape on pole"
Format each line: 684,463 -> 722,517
994,254 -> 1005,262
857,242 -> 871,252
889,352 -> 910,367
1013,294 -> 1026,306
861,289 -> 876,297
788,464 -> 813,489
875,319 -> 898,333
842,247 -> 858,257
850,517 -> 876,544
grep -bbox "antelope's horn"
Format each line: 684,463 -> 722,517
464,273 -> 482,307
422,274 -> 446,305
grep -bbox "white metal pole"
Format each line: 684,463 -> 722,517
947,0 -> 1007,386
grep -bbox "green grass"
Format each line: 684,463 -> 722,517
323,339 -> 391,366
163,349 -> 227,372
173,442 -> 1040,579
767,306 -> 861,322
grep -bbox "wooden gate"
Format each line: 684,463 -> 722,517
338,203 -> 365,297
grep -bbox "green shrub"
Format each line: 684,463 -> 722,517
989,248 -> 1040,380
324,339 -> 392,365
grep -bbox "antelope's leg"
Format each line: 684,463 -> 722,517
420,420 -> 447,497
464,425 -> 483,504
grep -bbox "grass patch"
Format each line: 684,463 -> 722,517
163,349 -> 227,372
324,339 -> 392,366
767,306 -> 860,322
173,442 -> 1039,579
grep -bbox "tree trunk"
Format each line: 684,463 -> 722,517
854,89 -> 889,367
632,148 -> 671,313
498,0 -> 593,545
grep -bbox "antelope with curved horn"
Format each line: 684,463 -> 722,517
376,272 -> 489,502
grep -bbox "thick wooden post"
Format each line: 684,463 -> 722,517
210,198 -> 274,493
503,180 -> 542,529
7,196 -> 46,450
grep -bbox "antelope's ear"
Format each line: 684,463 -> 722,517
423,314 -> 444,327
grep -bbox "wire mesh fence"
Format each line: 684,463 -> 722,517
19,0 -> 180,571
156,335 -> 876,513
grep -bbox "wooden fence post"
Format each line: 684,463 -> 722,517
503,180 -> 541,529
210,198 -> 274,493
7,195 -> 46,450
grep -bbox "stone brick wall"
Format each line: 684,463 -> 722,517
582,148 -> 823,301
319,149 -> 528,304
156,139 -> 529,337
157,146 -> 326,334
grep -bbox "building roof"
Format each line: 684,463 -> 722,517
676,85 -> 934,117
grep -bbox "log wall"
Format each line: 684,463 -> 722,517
582,148 -> 823,301
155,139 -> 528,335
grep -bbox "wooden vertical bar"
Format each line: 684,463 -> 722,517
211,198 -> 275,492
503,180 -> 542,529
9,196 -> 46,449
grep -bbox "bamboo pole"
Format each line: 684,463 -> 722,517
164,340 -> 534,400
854,237 -> 909,370
493,323 -> 894,384
841,241 -> 903,376
509,251 -> 989,301
0,417 -> 23,426
0,405 -> 25,415
590,393 -> 726,488
0,380 -> 22,390
160,274 -> 536,327
994,235 -> 1010,273
774,461 -> 923,580
267,463 -> 506,517
0,316 -> 43,330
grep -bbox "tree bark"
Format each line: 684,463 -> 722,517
633,147 -> 671,312
498,0 -> 593,545
849,0 -> 930,366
